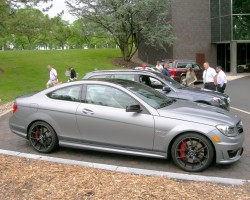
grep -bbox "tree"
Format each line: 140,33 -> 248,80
66,0 -> 173,61
68,18 -> 116,49
50,16 -> 72,49
0,0 -> 13,49
8,8 -> 48,49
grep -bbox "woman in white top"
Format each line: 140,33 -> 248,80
155,61 -> 163,72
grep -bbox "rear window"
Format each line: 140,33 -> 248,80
47,85 -> 81,102
176,63 -> 187,69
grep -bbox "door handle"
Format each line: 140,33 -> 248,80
82,108 -> 94,115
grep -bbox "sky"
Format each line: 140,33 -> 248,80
36,0 -> 76,23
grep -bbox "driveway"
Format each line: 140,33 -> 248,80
1,76 -> 250,181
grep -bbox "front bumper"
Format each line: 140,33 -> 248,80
211,130 -> 245,164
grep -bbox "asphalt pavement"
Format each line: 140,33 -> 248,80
1,74 -> 250,183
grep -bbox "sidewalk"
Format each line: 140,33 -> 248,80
226,72 -> 250,81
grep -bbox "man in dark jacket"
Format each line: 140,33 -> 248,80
162,62 -> 170,77
68,66 -> 77,82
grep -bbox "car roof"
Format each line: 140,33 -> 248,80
161,59 -> 196,63
83,69 -> 175,82
85,69 -> 160,76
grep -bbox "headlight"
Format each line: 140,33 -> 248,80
227,97 -> 230,104
216,125 -> 238,137
212,97 -> 226,105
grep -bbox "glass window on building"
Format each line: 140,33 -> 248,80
233,0 -> 250,14
233,0 -> 250,40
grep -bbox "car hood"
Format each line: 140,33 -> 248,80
157,100 -> 239,126
179,87 -> 228,98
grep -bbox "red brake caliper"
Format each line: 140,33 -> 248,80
180,140 -> 186,160
35,129 -> 39,139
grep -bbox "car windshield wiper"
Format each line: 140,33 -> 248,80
159,99 -> 175,108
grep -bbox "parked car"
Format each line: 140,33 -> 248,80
160,59 -> 203,83
237,64 -> 250,73
9,79 -> 244,172
83,70 -> 230,110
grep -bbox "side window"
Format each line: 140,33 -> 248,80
148,77 -> 164,89
86,85 -> 137,109
47,85 -> 81,102
111,74 -> 135,81
139,75 -> 152,87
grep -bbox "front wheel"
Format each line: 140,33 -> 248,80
171,133 -> 214,172
28,121 -> 58,153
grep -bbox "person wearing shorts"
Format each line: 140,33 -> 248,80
46,65 -> 58,88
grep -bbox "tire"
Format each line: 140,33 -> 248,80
171,133 -> 214,172
28,121 -> 59,153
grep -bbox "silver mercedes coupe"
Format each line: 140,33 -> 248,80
9,79 -> 244,172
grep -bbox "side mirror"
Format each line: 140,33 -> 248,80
162,86 -> 171,93
126,104 -> 142,113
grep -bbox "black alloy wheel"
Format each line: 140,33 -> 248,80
28,121 -> 58,153
171,133 -> 214,172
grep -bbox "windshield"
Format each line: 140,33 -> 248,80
120,80 -> 175,109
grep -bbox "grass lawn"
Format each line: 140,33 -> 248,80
0,49 -> 122,104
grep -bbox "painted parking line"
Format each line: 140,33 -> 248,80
231,107 -> 250,115
0,149 -> 249,186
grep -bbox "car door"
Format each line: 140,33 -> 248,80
76,84 -> 155,150
46,85 -> 82,140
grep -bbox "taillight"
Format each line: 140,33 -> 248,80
169,69 -> 177,76
13,104 -> 18,113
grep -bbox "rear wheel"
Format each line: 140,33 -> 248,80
28,121 -> 58,153
171,133 -> 214,172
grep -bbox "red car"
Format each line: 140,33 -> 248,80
161,59 -> 204,83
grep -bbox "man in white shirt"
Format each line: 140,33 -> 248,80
216,66 -> 227,93
46,65 -> 58,88
203,62 -> 217,91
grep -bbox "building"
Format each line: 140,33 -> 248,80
138,0 -> 250,73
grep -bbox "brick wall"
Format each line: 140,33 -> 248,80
138,0 -> 217,67
171,0 -> 216,66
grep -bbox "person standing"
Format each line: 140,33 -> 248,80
162,62 -> 170,77
155,61 -> 163,72
46,65 -> 58,88
68,66 -> 77,82
216,66 -> 227,93
183,64 -> 197,86
141,63 -> 147,70
203,62 -> 217,91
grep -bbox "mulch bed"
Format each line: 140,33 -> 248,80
112,58 -> 141,69
0,154 -> 249,199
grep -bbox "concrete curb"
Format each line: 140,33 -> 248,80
0,109 -> 12,120
0,149 -> 249,186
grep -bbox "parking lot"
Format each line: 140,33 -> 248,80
1,76 -> 250,181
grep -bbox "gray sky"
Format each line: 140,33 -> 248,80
36,0 -> 76,23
